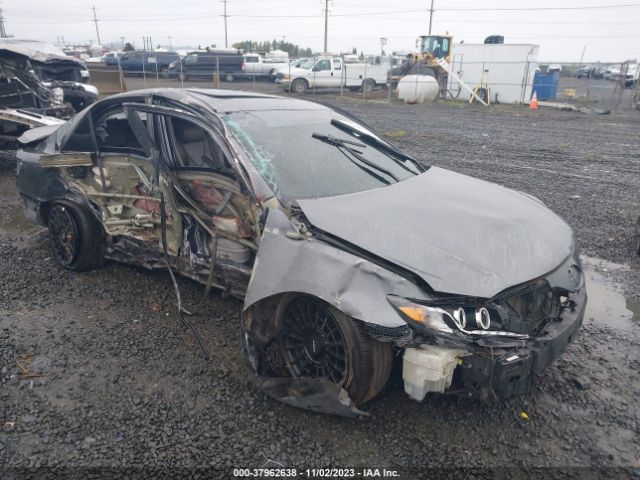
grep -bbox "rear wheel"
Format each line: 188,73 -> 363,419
48,202 -> 105,272
290,78 -> 307,94
276,294 -> 392,404
362,78 -> 375,93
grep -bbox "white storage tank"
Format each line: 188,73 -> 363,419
397,74 -> 439,103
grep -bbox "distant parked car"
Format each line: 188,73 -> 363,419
112,51 -> 180,76
166,50 -> 244,82
603,67 -> 621,80
101,51 -> 121,64
624,65 -> 638,88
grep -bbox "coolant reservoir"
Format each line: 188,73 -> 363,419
402,345 -> 463,401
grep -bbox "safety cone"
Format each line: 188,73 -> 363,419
529,91 -> 539,110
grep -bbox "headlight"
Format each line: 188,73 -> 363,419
387,296 -> 454,333
387,295 -> 528,339
168,61 -> 176,69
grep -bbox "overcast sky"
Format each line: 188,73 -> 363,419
4,0 -> 639,62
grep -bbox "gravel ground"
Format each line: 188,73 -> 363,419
0,94 -> 639,479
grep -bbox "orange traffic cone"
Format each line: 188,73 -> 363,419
529,91 -> 539,110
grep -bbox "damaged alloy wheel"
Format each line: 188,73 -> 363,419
47,202 -> 105,272
276,295 -> 393,405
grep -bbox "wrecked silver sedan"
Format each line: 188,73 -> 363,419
16,89 -> 586,416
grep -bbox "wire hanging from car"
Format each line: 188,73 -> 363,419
159,191 -> 209,360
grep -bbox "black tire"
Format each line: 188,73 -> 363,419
290,78 -> 307,94
475,87 -> 489,103
362,78 -> 375,93
47,202 -> 105,272
276,294 -> 392,405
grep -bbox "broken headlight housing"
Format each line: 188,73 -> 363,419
387,295 -> 528,339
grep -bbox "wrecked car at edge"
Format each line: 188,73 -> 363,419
15,89 -> 586,416
0,39 -> 98,112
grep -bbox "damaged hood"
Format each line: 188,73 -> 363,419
298,167 -> 574,299
0,39 -> 84,66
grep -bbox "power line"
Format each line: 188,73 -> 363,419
435,2 -> 640,10
91,5 -> 101,45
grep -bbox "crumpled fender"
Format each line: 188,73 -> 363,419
242,208 -> 426,328
240,208 -> 425,417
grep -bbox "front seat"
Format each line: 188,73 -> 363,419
174,120 -> 218,168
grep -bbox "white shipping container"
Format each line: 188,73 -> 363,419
449,43 -> 539,104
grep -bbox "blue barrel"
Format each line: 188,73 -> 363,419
532,71 -> 560,100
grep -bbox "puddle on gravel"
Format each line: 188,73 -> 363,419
581,255 -> 638,332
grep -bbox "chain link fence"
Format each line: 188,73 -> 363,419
90,52 -> 639,112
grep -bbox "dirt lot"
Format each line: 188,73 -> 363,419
0,90 -> 639,479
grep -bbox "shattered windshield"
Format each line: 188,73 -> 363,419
224,109 -> 421,203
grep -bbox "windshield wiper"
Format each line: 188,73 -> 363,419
311,132 -> 400,183
330,119 -> 426,174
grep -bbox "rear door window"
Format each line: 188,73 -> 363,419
95,109 -> 146,155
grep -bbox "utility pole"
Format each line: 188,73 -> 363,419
91,6 -> 101,45
428,0 -> 434,35
578,45 -> 586,66
0,9 -> 7,38
323,0 -> 330,53
222,0 -> 228,48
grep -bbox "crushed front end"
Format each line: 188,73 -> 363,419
383,256 -> 587,402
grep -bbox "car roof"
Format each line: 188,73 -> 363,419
105,88 -> 330,113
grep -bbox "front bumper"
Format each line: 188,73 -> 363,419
456,286 -> 586,399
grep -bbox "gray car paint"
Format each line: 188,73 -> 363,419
243,208 -> 425,328
297,166 -> 574,299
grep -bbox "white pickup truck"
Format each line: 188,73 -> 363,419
242,53 -> 289,79
279,56 -> 389,93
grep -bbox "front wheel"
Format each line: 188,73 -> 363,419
290,78 -> 307,94
276,294 -> 392,405
48,202 -> 105,272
